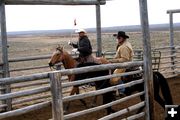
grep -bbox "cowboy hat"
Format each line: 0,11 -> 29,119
113,31 -> 129,39
75,28 -> 87,33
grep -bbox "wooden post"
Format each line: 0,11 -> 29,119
0,0 -> 11,111
169,12 -> 174,47
168,12 -> 175,73
96,2 -> 102,57
139,0 -> 154,120
0,0 -> 10,78
49,72 -> 63,120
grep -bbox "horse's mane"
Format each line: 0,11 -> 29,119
60,49 -> 77,69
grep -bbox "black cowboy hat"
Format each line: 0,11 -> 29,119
113,31 -> 129,39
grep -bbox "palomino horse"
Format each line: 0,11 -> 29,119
48,46 -> 112,111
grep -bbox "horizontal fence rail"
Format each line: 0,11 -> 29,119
0,45 -> 179,119
0,46 -> 179,78
103,45 -> 180,78
0,61 -> 145,120
5,0 -> 106,5
98,102 -> 145,120
64,92 -> 145,120
0,50 -> 97,75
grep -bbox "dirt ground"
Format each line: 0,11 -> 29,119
2,76 -> 180,120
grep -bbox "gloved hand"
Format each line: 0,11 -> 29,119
68,41 -> 73,46
72,48 -> 78,53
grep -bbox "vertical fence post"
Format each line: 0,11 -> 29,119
169,12 -> 174,48
168,12 -> 176,74
0,64 -> 3,112
0,0 -> 11,111
49,72 -> 64,120
96,2 -> 102,57
139,0 -> 154,120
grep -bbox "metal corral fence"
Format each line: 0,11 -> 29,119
103,45 -> 180,78
0,61 -> 145,120
0,46 -> 179,78
0,45 -> 179,110
0,45 -> 179,119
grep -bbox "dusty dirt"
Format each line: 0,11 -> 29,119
2,76 -> 180,120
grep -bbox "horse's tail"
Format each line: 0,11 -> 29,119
154,71 -> 173,105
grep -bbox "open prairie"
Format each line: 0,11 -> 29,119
7,31 -> 180,58
4,31 -> 180,76
8,31 -> 180,58
1,31 -> 180,120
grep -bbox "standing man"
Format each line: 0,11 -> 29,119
68,28 -> 98,64
109,31 -> 134,85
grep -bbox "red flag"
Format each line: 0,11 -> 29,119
74,19 -> 77,26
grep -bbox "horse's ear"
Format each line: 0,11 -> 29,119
56,44 -> 63,52
60,46 -> 63,51
57,44 -> 61,48
57,44 -> 61,49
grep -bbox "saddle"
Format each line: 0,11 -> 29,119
75,55 -> 102,65
122,67 -> 143,83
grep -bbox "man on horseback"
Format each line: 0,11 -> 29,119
68,28 -> 100,64
109,31 -> 134,85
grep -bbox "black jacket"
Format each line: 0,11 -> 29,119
72,36 -> 92,57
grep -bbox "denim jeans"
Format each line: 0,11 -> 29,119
118,80 -> 125,93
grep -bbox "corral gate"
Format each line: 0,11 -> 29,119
0,0 -> 154,119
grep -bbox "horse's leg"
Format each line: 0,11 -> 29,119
71,86 -> 88,108
64,86 -> 78,111
103,91 -> 116,114
90,85 -> 99,107
90,95 -> 98,107
65,86 -> 82,111
70,86 -> 79,95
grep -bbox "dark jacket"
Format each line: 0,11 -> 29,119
72,36 -> 92,57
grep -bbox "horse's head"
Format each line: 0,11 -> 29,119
48,45 -> 64,67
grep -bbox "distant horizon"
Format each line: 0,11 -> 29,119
7,22 -> 180,33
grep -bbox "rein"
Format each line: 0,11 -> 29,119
49,66 -> 56,71
49,63 -> 62,71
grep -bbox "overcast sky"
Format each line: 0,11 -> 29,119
5,0 -> 180,32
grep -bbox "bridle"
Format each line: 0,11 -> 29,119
49,48 -> 63,71
49,63 -> 62,71
49,65 -> 57,71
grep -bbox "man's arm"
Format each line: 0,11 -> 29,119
109,46 -> 132,63
71,43 -> 78,48
109,57 -> 128,63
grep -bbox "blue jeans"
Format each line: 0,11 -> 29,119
118,80 -> 125,94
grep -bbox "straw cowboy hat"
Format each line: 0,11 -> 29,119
113,31 -> 129,39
